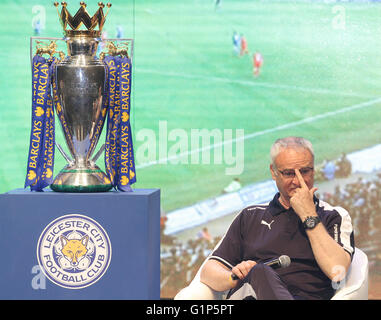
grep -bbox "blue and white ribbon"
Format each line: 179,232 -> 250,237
25,55 -> 56,191
104,55 -> 136,191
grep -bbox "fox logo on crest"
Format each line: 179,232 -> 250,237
55,231 -> 94,271
60,235 -> 89,266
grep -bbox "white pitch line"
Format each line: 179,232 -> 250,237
137,68 -> 373,99
136,97 -> 381,169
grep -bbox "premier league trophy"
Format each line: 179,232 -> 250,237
25,2 -> 136,192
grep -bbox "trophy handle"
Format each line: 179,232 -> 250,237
30,37 -> 64,65
98,38 -> 134,63
91,144 -> 105,165
55,142 -> 73,166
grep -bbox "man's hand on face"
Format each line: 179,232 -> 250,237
289,168 -> 318,220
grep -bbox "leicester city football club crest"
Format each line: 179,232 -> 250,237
37,214 -> 112,289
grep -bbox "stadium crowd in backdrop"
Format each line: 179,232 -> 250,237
160,232 -> 222,298
160,216 -> 176,245
315,153 -> 352,181
320,173 -> 381,247
197,227 -> 212,242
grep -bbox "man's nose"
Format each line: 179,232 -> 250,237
291,174 -> 301,186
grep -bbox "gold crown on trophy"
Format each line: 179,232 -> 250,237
54,1 -> 112,36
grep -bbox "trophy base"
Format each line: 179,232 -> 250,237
50,167 -> 112,193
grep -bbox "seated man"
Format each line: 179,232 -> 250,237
200,136 -> 355,300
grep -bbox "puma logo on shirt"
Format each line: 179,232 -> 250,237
261,219 -> 274,230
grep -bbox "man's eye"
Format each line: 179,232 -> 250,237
300,168 -> 313,175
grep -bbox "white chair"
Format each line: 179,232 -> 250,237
174,247 -> 368,300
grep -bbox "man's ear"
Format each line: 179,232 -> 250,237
270,164 -> 277,181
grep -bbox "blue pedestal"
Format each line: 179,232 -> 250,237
0,188 -> 160,300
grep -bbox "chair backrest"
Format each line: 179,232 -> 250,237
331,247 -> 368,300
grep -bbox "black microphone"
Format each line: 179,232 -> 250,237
231,255 -> 291,280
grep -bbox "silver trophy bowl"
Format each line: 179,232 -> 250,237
50,34 -> 112,192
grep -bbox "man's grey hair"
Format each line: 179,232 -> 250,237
270,137 -> 314,165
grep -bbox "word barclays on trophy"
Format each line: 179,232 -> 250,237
25,1 -> 136,193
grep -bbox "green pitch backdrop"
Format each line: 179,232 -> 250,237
0,0 -> 380,212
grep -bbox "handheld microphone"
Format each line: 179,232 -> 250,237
231,255 -> 291,280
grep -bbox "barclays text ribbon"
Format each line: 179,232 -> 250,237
104,55 -> 136,191
25,55 -> 56,191
104,55 -> 118,186
118,55 -> 136,190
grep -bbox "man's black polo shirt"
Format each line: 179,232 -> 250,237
209,193 -> 355,300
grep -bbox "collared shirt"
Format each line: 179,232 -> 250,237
209,193 -> 355,300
